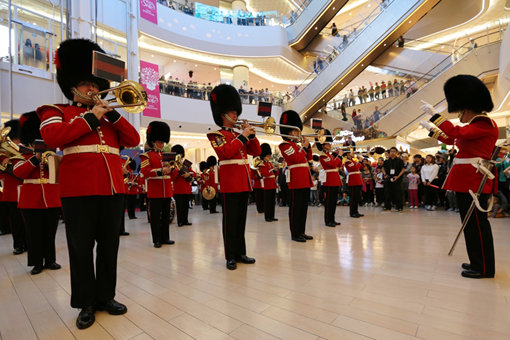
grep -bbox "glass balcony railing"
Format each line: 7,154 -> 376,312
157,0 -> 312,27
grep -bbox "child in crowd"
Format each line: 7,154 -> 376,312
374,166 -> 385,206
310,173 -> 318,206
407,166 -> 420,208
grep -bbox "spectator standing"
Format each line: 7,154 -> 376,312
421,154 -> 439,210
374,82 -> 380,100
381,81 -> 387,99
373,106 -> 381,122
382,147 -> 405,211
393,79 -> 399,96
368,85 -> 375,102
374,166 -> 384,206
331,22 -> 338,36
349,89 -> 355,106
340,102 -> 348,121
407,166 -> 420,208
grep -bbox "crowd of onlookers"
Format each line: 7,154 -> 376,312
274,147 -> 510,217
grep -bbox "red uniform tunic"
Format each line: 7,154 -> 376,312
37,104 -> 140,197
207,168 -> 218,191
278,140 -> 313,189
252,168 -> 262,189
259,161 -> 277,190
344,159 -> 363,186
13,154 -> 61,209
136,174 -> 146,194
173,169 -> 196,195
0,157 -> 23,202
319,152 -> 342,187
207,129 -> 261,193
430,114 -> 499,194
140,150 -> 178,198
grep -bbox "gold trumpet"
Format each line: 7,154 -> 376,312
233,116 -> 277,135
0,127 -> 25,171
89,80 -> 148,114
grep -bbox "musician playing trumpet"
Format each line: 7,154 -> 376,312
207,84 -> 260,270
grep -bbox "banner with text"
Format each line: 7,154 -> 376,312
140,0 -> 158,24
140,60 -> 161,118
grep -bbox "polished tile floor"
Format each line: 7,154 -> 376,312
1,204 -> 509,340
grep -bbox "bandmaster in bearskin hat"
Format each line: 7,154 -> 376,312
146,121 -> 170,147
206,155 -> 217,167
199,161 -> 208,172
260,143 -> 272,158
4,119 -> 20,142
279,110 -> 302,140
209,84 -> 242,127
444,75 -> 493,116
171,144 -> 185,157
19,112 -> 41,146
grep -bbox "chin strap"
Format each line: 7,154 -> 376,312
71,87 -> 96,106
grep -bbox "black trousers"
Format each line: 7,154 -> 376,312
148,197 -> 171,243
457,193 -> 495,276
362,187 -> 374,204
424,185 -> 437,206
6,202 -> 25,250
126,194 -> 137,219
209,195 -> 217,213
174,194 -> 190,225
384,179 -> 403,209
22,208 -> 59,267
349,186 -> 361,216
221,192 -> 249,260
289,188 -> 310,238
119,195 -> 126,234
202,192 -> 209,210
279,185 -> 289,206
264,189 -> 276,221
0,202 -> 10,234
375,188 -> 384,204
138,193 -> 147,211
61,195 -> 124,308
324,186 -> 339,224
254,188 -> 264,213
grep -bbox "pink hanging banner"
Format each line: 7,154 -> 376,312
140,60 -> 161,118
139,0 -> 158,24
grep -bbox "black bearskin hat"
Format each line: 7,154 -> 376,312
19,111 -> 41,146
312,154 -> 319,162
279,110 -> 302,140
171,144 -> 185,157
129,159 -> 137,171
260,143 -> 272,158
207,155 -> 217,167
4,119 -> 20,141
55,39 -> 110,100
444,75 -> 493,113
210,84 -> 242,127
146,121 -> 170,147
199,161 -> 208,172
315,142 -> 323,152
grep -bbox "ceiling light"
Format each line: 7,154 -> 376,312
173,60 -> 176,62
408,20 -> 412,23
194,64 -> 198,67
315,27 -> 318,30
151,54 -> 154,57
333,7 -> 335,10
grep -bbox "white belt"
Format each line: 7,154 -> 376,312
452,157 -> 494,179
452,157 -> 484,165
147,176 -> 170,180
263,175 -> 275,179
63,144 -> 120,156
23,178 -> 49,184
219,159 -> 248,166
347,171 -> 361,176
287,163 -> 308,169
324,169 -> 338,173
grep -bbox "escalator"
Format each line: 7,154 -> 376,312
286,0 -> 441,122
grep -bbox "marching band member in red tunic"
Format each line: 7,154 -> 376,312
140,121 -> 177,247
316,129 -> 342,227
206,155 -> 219,213
207,84 -> 261,270
344,151 -> 364,218
252,166 -> 264,213
278,110 -> 313,242
259,143 -> 278,222
171,144 -> 195,226
421,75 -> 498,279
199,161 -> 210,211
37,39 -> 140,329
14,111 -> 61,275
0,120 -> 25,254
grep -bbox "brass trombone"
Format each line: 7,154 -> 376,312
0,127 -> 25,171
279,128 -> 327,143
89,80 -> 148,114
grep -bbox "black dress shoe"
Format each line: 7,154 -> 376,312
237,255 -> 256,264
128,217 -> 138,220
120,231 -> 130,236
334,221 -> 341,225
177,223 -> 184,227
461,270 -> 494,279
226,259 -> 237,270
96,299 -> 127,315
30,266 -> 43,275
271,218 -> 278,221
292,236 -> 306,242
154,242 -> 162,248
461,263 -> 471,270
13,248 -> 24,255
163,240 -> 175,245
183,222 -> 192,226
357,213 -> 364,217
76,306 -> 95,329
302,234 -> 313,240
325,222 -> 336,227
265,219 -> 274,222
350,214 -> 360,218
210,211 -> 219,214
44,262 -> 61,270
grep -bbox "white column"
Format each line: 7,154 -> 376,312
71,0 -> 93,39
219,67 -> 233,85
127,0 -> 140,131
231,0 -> 246,11
232,65 -> 249,90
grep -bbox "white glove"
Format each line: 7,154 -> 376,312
419,121 -> 433,130
420,100 -> 436,117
